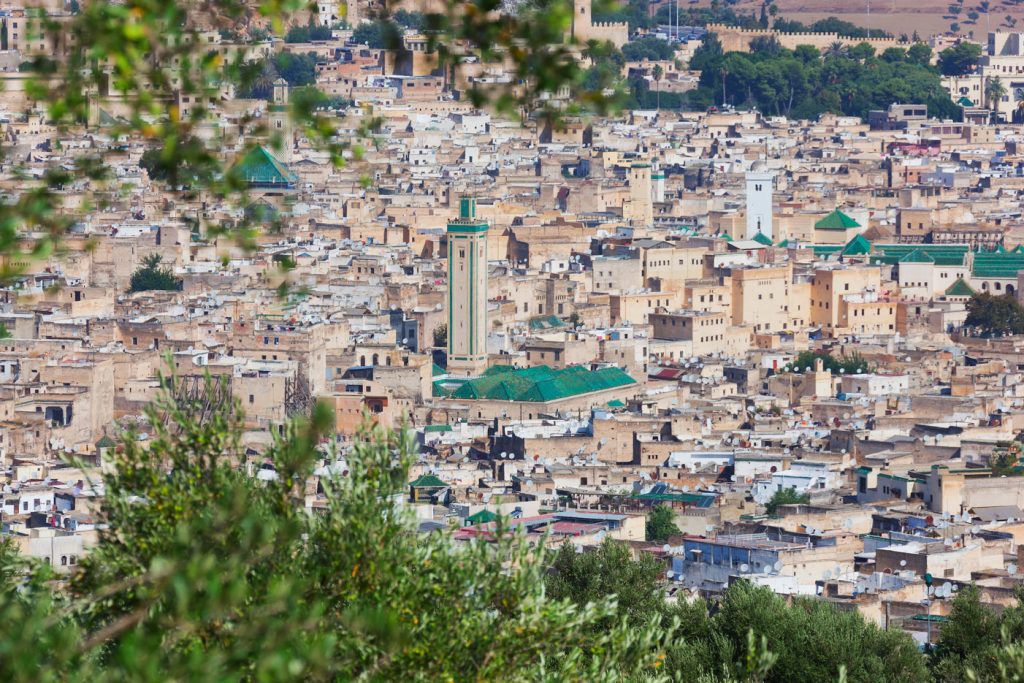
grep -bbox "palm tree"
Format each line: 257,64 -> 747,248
652,64 -> 663,111
825,41 -> 847,58
986,76 -> 1007,119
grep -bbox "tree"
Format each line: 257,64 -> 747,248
128,254 -> 179,292
965,292 -> 1024,336
273,51 -> 317,87
592,0 -> 653,32
393,9 -> 425,29
939,41 -> 983,74
287,21 -> 332,42
986,76 -> 1007,111
712,581 -> 928,683
651,64 -> 663,110
433,323 -> 447,348
765,487 -> 810,516
781,350 -> 871,375
645,504 -> 679,542
906,42 -> 933,66
352,20 -> 401,49
622,36 -> 674,62
0,377 -> 670,680
139,138 -> 215,187
546,539 -> 668,631
930,584 -> 1006,681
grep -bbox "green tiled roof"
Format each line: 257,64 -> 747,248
957,96 -> 975,106
869,244 -> 969,267
466,509 -> 499,524
815,210 -> 860,231
450,364 -> 636,403
944,278 -> 974,297
719,233 -> 732,241
972,253 -> 1024,278
423,424 -> 452,433
899,249 -> 935,264
751,232 -> 773,246
233,145 -> 297,188
410,474 -> 447,488
842,234 -> 871,256
432,363 -> 447,377
812,245 -> 844,256
777,239 -> 791,248
529,315 -> 566,331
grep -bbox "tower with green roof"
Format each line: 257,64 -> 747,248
446,196 -> 489,376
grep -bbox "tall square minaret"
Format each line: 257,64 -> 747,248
746,164 -> 775,240
446,197 -> 489,376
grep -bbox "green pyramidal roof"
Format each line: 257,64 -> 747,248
410,474 -> 447,488
945,278 -> 974,297
751,232 -> 773,246
842,234 -> 871,256
466,510 -> 500,524
899,249 -> 935,264
233,145 -> 297,188
815,209 -> 861,231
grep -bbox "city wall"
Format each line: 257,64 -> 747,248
706,23 -> 915,54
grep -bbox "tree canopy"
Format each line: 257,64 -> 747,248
128,254 -> 179,293
622,36 -> 674,62
547,544 -> 929,683
965,292 -> 1024,336
938,41 -> 983,76
780,350 -> 872,375
0,378 -> 669,680
645,504 -> 681,543
685,34 -> 959,120
765,486 -> 810,516
284,21 -> 332,43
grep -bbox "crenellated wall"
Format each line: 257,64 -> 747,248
571,0 -> 629,49
706,23 -> 917,54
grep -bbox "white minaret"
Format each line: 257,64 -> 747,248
745,161 -> 775,240
652,168 -> 666,204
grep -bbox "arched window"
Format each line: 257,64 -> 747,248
60,556 -> 67,566
385,356 -> 392,366
372,353 -> 379,366
359,355 -> 366,366
982,282 -> 989,290
996,282 -> 1003,291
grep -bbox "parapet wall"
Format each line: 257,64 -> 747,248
576,21 -> 629,49
706,23 -> 913,54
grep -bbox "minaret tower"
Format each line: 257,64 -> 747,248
446,197 -> 489,376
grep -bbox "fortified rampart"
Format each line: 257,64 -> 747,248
706,23 -> 916,54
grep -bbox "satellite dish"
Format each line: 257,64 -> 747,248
899,560 -> 907,567
682,485 -> 691,492
662,544 -> 671,553
1011,564 -> 1019,575
740,563 -> 750,573
774,560 -> 784,571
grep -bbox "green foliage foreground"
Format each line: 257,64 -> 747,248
2,377 -> 1024,681
0,378 -> 668,681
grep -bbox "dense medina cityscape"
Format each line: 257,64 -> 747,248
11,0 -> 1024,679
